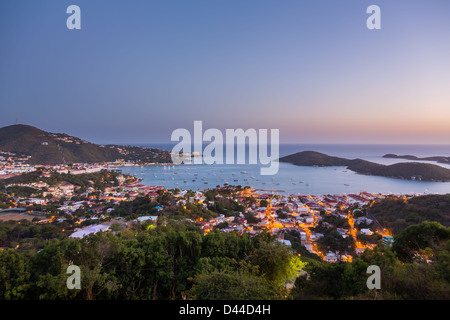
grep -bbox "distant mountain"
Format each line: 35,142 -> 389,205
383,153 -> 450,164
278,151 -> 356,166
279,151 -> 450,182
0,124 -> 172,165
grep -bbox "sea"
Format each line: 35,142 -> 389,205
116,144 -> 450,196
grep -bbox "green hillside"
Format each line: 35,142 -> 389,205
368,194 -> 450,235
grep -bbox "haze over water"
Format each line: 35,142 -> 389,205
117,144 -> 450,196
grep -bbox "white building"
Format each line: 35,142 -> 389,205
325,251 -> 338,262
360,228 -> 374,235
69,224 -> 110,238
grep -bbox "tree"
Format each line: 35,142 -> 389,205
186,262 -> 280,300
392,221 -> 450,262
0,249 -> 31,299
201,230 -> 251,261
250,240 -> 306,285
291,259 -> 369,300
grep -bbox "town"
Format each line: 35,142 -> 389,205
0,157 -> 396,263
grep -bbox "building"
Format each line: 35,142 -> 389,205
360,228 -> 374,236
325,252 -> 338,262
69,224 -> 110,238
277,239 -> 292,247
382,236 -> 394,247
137,216 -> 158,223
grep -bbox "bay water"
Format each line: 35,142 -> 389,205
117,144 -> 450,196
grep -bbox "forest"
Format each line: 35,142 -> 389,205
0,222 -> 304,300
0,218 -> 449,300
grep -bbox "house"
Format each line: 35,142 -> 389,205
69,224 -> 110,238
202,225 -> 213,235
355,217 -> 373,225
299,231 -> 307,240
137,216 -> 158,223
92,205 -> 107,214
338,213 -> 348,219
277,239 -> 292,247
325,251 -> 338,262
69,169 -> 86,175
148,192 -> 159,201
59,183 -> 75,195
305,217 -> 314,224
382,236 -> 394,247
360,228 -> 374,236
304,244 -> 314,253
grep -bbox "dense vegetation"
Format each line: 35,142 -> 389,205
292,221 -> 450,300
0,219 -> 66,249
1,218 -> 448,300
368,194 -> 450,235
0,223 -> 304,300
279,151 -> 450,181
1,190 -> 449,300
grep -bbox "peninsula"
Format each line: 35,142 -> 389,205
0,124 -> 172,165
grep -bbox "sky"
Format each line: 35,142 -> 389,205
1,0 -> 450,145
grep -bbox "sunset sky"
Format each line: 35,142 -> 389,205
1,0 -> 450,145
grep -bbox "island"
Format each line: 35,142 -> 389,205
383,153 -> 450,164
279,151 -> 450,182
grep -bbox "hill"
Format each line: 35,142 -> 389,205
368,194 -> 450,235
279,151 -> 450,182
383,153 -> 450,165
0,124 -> 171,165
278,151 -> 354,166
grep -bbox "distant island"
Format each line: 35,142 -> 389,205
0,124 -> 172,165
383,154 -> 450,164
279,151 -> 450,182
